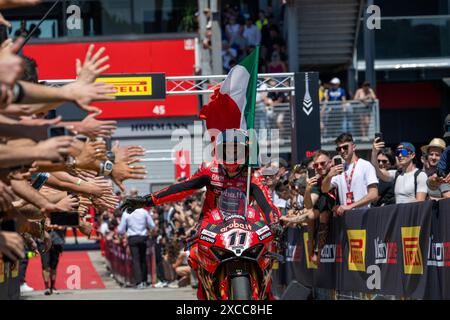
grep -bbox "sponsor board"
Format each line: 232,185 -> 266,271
95,73 -> 166,100
303,232 -> 318,269
320,243 -> 343,263
427,235 -> 450,267
347,229 -> 366,272
401,226 -> 423,275
374,237 -> 398,264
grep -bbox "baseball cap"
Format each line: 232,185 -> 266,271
397,142 -> 415,153
420,138 -> 446,154
444,114 -> 450,138
330,77 -> 341,85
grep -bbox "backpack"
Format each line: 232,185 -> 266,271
393,169 -> 421,195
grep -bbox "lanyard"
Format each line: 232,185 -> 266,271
344,159 -> 358,193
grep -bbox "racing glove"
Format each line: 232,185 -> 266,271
269,223 -> 284,241
120,194 -> 154,213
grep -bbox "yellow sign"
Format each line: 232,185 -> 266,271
0,259 -> 4,283
10,261 -> 19,278
96,76 -> 152,97
347,229 -> 366,272
303,232 -> 318,269
401,226 -> 423,275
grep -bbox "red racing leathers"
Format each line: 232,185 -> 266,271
147,159 -> 281,226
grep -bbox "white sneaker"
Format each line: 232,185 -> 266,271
154,281 -> 166,288
168,280 -> 179,289
20,283 -> 34,293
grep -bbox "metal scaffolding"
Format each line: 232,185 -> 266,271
43,72 -> 296,95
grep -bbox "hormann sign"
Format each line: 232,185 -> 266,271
95,73 -> 166,100
113,118 -> 197,138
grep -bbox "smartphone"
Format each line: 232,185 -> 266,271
47,125 -> 69,138
0,25 -> 8,45
31,172 -> 50,190
374,132 -> 383,142
307,168 -> 316,179
50,212 -> 79,227
437,169 -> 447,178
334,157 -> 343,166
1,219 -> 17,262
45,109 -> 57,120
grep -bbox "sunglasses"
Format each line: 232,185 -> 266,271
336,144 -> 350,152
395,149 -> 411,157
313,161 -> 328,169
377,159 -> 388,165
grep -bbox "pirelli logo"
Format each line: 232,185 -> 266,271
401,226 -> 423,275
347,229 -> 366,272
95,73 -> 166,100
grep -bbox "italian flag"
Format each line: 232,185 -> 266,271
199,47 -> 259,165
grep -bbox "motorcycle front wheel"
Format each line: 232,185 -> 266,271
230,276 -> 251,300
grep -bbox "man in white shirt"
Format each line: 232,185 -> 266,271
118,207 -> 155,289
322,133 -> 379,215
372,140 -> 428,203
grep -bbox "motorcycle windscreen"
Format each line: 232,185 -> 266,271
218,187 -> 247,218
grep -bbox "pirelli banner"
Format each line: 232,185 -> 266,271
95,73 -> 166,101
286,199 -> 450,299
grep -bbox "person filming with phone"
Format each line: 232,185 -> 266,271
322,133 -> 378,216
371,136 -> 428,204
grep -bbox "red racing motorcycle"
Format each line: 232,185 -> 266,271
188,187 -> 283,300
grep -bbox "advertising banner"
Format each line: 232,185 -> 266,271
286,199 -> 449,299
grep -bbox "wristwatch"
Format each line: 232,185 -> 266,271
106,151 -> 116,163
100,160 -> 113,176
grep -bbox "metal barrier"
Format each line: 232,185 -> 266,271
253,100 -> 380,153
104,239 -> 156,287
320,100 -> 380,145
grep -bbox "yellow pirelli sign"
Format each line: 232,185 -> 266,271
95,73 -> 166,101
347,229 -> 366,272
401,226 -> 423,275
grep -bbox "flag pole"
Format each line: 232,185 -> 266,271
245,166 -> 251,216
244,46 -> 260,216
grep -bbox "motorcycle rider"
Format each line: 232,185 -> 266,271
120,129 -> 282,299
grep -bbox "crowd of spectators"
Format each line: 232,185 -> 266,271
220,5 -> 287,74
198,3 -> 288,75
99,111 -> 450,288
98,187 -> 204,289
0,1 -> 150,297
